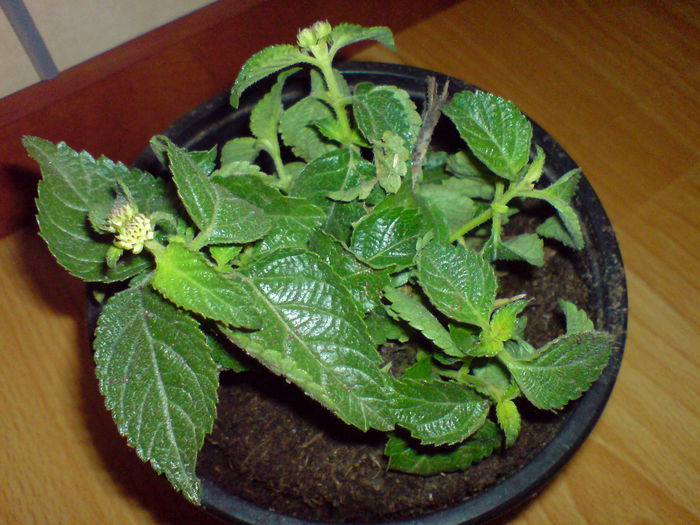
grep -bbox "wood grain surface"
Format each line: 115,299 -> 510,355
1,1 -> 699,523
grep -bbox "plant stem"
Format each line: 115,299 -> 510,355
312,47 -> 353,146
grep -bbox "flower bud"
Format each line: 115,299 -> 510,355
297,27 -> 316,49
113,213 -> 154,255
312,20 -> 332,41
105,199 -> 137,233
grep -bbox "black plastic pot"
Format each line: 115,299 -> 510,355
132,62 -> 628,524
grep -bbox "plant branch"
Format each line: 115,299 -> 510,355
411,77 -> 450,188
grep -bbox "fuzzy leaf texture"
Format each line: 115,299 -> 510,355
385,420 -> 502,475
26,137 -> 176,282
502,331 -> 614,410
94,285 -> 219,503
392,378 -> 489,445
329,23 -> 395,55
213,174 -> 325,252
249,68 -> 299,147
384,286 -> 461,357
223,248 -> 396,431
352,83 -> 421,149
230,44 -> 309,108
417,241 -> 497,329
279,96 -> 336,161
159,138 -> 271,246
152,242 -> 262,329
443,91 -> 533,181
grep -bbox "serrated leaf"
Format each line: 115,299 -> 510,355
353,84 -> 421,149
483,233 -> 545,266
329,23 -> 395,55
501,331 -> 614,410
374,130 -> 410,194
280,96 -> 336,161
446,150 -> 491,179
443,91 -> 533,181
308,233 -> 391,313
491,298 -> 531,342
290,149 -> 374,241
536,214 -> 577,248
213,174 -> 325,251
364,307 -> 410,346
220,137 -> 261,164
250,68 -> 299,146
26,136 -> 176,282
223,248 -> 395,431
522,189 -> 584,250
230,44 -> 310,108
559,299 -> 595,334
201,325 -> 248,372
384,287 -> 461,357
545,168 -> 581,201
393,378 -> 489,445
417,181 -> 477,238
496,399 -> 521,446
416,241 -> 497,329
385,420 -> 501,475
469,360 -> 513,402
152,242 -> 261,329
209,245 -> 242,268
94,285 -> 218,503
351,205 -> 422,271
402,357 -> 439,381
161,138 -> 271,246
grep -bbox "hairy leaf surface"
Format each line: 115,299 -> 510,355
502,331 -> 613,409
224,248 -> 395,431
353,84 -> 421,149
393,378 -> 489,445
26,137 -> 175,282
94,285 -> 218,503
162,139 -> 270,246
152,242 -> 261,329
417,241 -> 497,329
443,91 -> 532,181
230,44 -> 310,108
280,96 -> 336,161
385,420 -> 501,475
329,23 -> 395,55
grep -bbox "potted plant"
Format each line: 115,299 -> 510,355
25,21 -> 626,524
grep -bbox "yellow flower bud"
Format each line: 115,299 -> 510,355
113,213 -> 154,255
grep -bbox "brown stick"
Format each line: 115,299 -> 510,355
411,76 -> 450,188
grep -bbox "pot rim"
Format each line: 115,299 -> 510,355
134,61 -> 628,525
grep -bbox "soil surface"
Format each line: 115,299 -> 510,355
195,212 -> 594,523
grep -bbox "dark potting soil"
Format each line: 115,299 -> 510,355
195,214 -> 593,523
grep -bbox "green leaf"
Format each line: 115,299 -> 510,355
496,399 -> 521,447
160,138 -> 271,246
152,242 -> 262,329
213,174 -> 325,252
209,245 -> 241,268
384,287 -> 461,357
279,96 -> 336,161
202,326 -> 248,372
417,181 -> 477,238
308,233 -> 391,313
374,131 -> 411,194
501,331 -> 614,410
350,205 -> 422,271
250,68 -> 299,146
26,137 -> 175,282
223,248 -> 396,431
94,285 -> 218,503
230,44 -> 310,108
364,307 -> 410,346
490,298 -> 531,342
483,232 -> 544,267
329,23 -> 395,55
469,360 -> 514,402
522,188 -> 584,250
385,420 -> 501,475
290,149 -> 374,241
545,168 -> 581,201
393,378 -> 489,445
220,137 -> 261,164
353,84 -> 421,149
446,150 -> 491,180
443,90 -> 533,181
559,299 -> 595,334
536,214 -> 577,249
416,241 -> 497,329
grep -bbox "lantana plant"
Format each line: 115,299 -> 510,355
25,21 -> 613,503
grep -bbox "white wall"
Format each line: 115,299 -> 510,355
0,0 -> 217,99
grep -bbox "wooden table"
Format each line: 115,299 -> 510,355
1,1 -> 698,523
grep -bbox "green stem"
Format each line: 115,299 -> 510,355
312,47 -> 353,146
